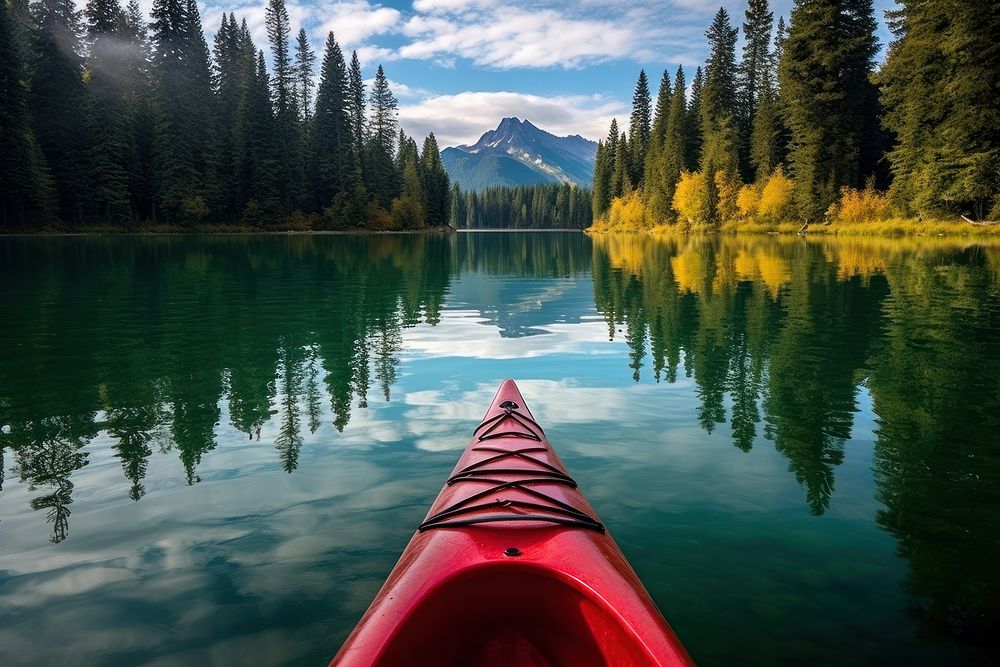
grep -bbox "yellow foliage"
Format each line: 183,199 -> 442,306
830,243 -> 888,280
714,171 -> 741,224
603,190 -> 647,230
758,166 -> 795,220
671,242 -> 711,294
734,249 -> 757,280
365,202 -> 397,230
831,184 -> 892,225
597,234 -> 655,275
755,252 -> 791,296
181,195 -> 209,220
672,171 -> 710,226
736,185 -> 761,218
390,195 -> 426,230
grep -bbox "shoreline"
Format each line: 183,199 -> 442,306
0,225 -> 458,238
586,219 -> 1000,239
0,226 -> 591,237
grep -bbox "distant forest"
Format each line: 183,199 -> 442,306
0,0 -> 451,230
453,183 -> 592,230
592,0 -> 1000,231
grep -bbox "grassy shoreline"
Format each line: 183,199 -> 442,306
587,217 -> 1000,238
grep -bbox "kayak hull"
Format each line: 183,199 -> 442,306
331,380 -> 693,666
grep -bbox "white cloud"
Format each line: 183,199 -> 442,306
398,90 -> 627,146
200,0 -> 401,57
412,0 -> 499,11
400,7 -> 654,69
316,1 -> 401,48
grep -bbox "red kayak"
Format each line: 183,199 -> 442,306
331,380 -> 694,666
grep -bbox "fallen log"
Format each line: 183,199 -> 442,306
961,215 -> 999,226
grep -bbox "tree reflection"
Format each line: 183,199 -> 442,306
6,415 -> 96,543
591,233 -> 1000,654
591,235 -> 998,521
867,252 -> 1000,655
0,234 -> 453,539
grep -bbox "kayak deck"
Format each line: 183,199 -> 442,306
331,380 -> 693,666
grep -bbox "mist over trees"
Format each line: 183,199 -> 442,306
0,0 -> 449,230
592,0 -> 1000,229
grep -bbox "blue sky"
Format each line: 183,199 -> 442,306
180,0 -> 897,146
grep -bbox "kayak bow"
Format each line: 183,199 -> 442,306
331,379 -> 694,666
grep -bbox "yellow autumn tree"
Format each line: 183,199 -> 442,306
832,184 -> 892,225
736,184 -> 761,218
757,166 -> 795,221
604,190 -> 646,230
714,171 -> 742,224
672,171 -> 710,226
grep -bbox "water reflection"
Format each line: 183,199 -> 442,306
0,235 -> 453,541
592,233 -> 1000,655
0,232 -> 998,663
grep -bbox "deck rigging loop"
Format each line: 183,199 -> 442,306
473,400 -> 545,442
418,403 -> 605,533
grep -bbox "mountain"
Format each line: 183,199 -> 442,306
441,117 -> 597,191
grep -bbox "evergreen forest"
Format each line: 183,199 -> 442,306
453,183 -> 592,230
0,0 -> 451,230
591,0 -> 1000,233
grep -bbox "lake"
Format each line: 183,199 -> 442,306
1,231 -> 998,666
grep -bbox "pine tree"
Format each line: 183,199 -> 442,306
779,0 -> 881,220
213,13 -> 241,125
750,69 -> 782,182
312,32 -> 353,210
628,69 -> 652,184
686,66 -> 704,171
773,15 -> 786,82
420,133 -> 450,227
239,50 -> 282,221
641,71 -> 673,225
700,7 -> 740,181
230,17 -> 267,215
266,0 -> 293,118
612,131 -> 632,197
266,0 -> 302,212
591,139 -> 609,219
701,8 -> 740,221
149,0 -> 218,222
85,0 -> 132,222
367,65 -> 399,208
211,13 -> 240,215
660,66 -> 689,221
651,70 -> 672,146
348,51 -> 366,179
879,0 -> 1000,219
0,0 -> 53,226
737,0 -> 773,180
121,0 -> 154,220
294,27 -> 316,120
185,0 -> 222,215
30,0 -> 94,221
449,182 -> 465,227
592,119 -> 619,217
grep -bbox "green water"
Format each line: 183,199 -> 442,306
1,232 -> 998,666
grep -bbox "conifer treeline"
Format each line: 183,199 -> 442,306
592,0 -> 1000,228
451,183 -> 592,229
0,0 -> 450,229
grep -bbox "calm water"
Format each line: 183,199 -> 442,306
1,232 -> 999,666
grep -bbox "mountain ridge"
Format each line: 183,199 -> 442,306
441,117 -> 597,191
